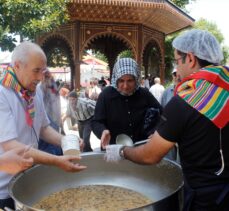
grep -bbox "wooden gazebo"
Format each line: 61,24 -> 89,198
37,0 -> 194,89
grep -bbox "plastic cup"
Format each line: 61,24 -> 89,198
61,134 -> 80,157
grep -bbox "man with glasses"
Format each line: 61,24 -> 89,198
105,29 -> 229,211
0,41 -> 86,209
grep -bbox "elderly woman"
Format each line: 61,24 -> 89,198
91,58 -> 162,149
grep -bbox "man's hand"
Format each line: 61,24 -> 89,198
79,138 -> 84,152
54,155 -> 87,172
101,130 -> 111,149
72,124 -> 78,131
0,147 -> 34,175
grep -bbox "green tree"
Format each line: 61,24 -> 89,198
0,26 -> 16,51
93,51 -> 108,63
46,47 -> 70,67
118,50 -> 134,59
0,0 -> 68,50
170,0 -> 195,9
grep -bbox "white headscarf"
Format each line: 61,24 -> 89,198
111,58 -> 141,91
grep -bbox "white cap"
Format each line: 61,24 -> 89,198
172,69 -> 177,74
172,29 -> 224,64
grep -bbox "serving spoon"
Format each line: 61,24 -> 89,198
116,134 -> 148,146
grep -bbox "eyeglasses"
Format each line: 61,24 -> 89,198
173,55 -> 186,65
32,68 -> 48,74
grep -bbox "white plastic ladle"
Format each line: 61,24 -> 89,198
116,134 -> 148,146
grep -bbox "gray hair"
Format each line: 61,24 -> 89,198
154,77 -> 161,84
11,41 -> 46,66
172,29 -> 224,64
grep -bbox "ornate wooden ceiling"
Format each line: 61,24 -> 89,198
68,0 -> 194,35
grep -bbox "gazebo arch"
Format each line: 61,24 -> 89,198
82,31 -> 136,72
41,33 -> 74,63
36,0 -> 194,89
142,38 -> 163,80
40,33 -> 76,88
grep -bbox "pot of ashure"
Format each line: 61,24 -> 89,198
9,152 -> 183,211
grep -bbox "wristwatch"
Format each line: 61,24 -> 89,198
119,146 -> 126,159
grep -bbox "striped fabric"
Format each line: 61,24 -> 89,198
176,65 -> 229,128
0,66 -> 35,127
67,97 -> 96,121
111,58 -> 141,89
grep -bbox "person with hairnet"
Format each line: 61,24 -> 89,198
105,30 -> 229,211
91,58 -> 162,149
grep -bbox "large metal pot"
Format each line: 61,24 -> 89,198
9,152 -> 183,211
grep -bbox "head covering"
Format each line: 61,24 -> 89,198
68,91 -> 78,98
111,58 -> 140,89
172,29 -> 224,64
172,68 -> 177,74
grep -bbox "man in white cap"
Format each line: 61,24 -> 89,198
105,29 -> 229,211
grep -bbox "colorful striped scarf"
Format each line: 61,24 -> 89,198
175,65 -> 229,128
0,66 -> 35,127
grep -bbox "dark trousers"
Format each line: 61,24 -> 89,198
38,118 -> 63,155
78,118 -> 93,152
0,198 -> 15,210
183,179 -> 229,211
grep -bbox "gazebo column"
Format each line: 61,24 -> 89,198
107,51 -> 118,77
74,21 -> 81,90
160,39 -> 165,84
144,62 -> 149,77
137,25 -> 143,74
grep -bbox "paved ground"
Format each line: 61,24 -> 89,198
63,119 -> 101,151
90,132 -> 101,151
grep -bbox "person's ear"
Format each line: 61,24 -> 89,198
13,61 -> 21,72
187,53 -> 196,68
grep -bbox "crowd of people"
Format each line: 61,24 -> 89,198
0,28 -> 228,211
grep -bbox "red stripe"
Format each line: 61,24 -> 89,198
192,71 -> 229,91
213,100 -> 229,128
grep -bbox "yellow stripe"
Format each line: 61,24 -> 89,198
179,89 -> 193,96
200,88 -> 222,113
178,80 -> 196,96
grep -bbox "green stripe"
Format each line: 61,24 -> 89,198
205,90 -> 228,119
204,66 -> 228,82
189,82 -> 211,106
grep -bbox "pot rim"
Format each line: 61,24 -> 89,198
9,152 -> 183,211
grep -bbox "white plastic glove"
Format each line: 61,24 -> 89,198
104,144 -> 124,163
